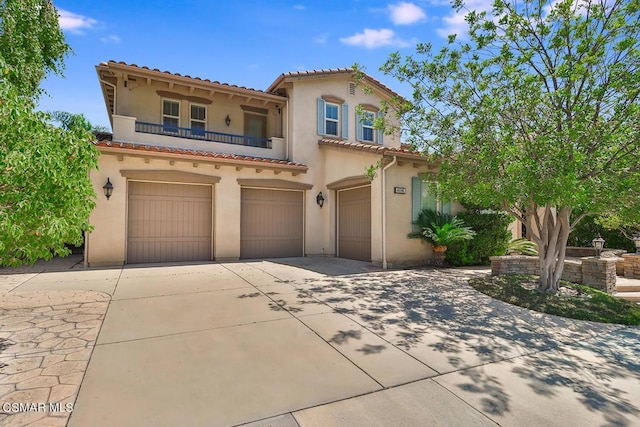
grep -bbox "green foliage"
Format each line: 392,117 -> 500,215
0,0 -> 70,97
568,215 -> 635,253
379,0 -> 640,290
0,3 -> 99,266
470,275 -> 640,325
408,208 -> 476,247
445,211 -> 512,266
50,111 -> 105,132
506,238 -> 539,256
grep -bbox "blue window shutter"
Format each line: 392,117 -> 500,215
411,176 -> 422,232
356,111 -> 363,141
442,200 -> 452,215
317,98 -> 325,135
376,111 -> 384,144
341,104 -> 349,138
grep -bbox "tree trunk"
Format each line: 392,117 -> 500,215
528,203 -> 572,292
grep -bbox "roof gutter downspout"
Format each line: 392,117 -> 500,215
285,98 -> 290,160
381,155 -> 397,269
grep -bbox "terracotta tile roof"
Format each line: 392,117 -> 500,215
98,61 -> 287,100
267,68 -> 403,100
94,139 -> 308,170
318,138 -> 428,160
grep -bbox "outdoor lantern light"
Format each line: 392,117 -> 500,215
592,234 -> 605,258
316,192 -> 325,208
634,233 -> 640,255
103,178 -> 113,200
225,115 -> 231,127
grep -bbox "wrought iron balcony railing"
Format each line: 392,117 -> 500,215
135,121 -> 272,149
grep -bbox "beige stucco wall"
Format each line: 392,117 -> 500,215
88,69 -> 435,267
87,151 -> 318,266
113,77 -> 283,140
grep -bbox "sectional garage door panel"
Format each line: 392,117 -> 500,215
338,186 -> 371,261
240,189 -> 303,259
127,181 -> 212,264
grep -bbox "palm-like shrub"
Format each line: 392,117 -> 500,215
408,209 -> 476,249
423,218 -> 476,247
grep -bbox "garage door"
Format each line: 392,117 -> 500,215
240,188 -> 303,258
127,181 -> 212,263
338,186 -> 371,261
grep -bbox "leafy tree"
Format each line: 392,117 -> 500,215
50,111 -> 109,132
377,0 -> 640,291
0,1 -> 99,266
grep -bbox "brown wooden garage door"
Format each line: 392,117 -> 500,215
240,188 -> 303,259
127,181 -> 212,263
338,186 -> 371,261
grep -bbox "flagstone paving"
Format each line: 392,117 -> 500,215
0,290 -> 109,427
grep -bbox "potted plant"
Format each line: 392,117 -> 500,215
408,209 -> 476,259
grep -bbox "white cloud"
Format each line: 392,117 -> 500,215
58,9 -> 98,34
388,2 -> 427,25
293,4 -> 306,10
314,34 -> 328,45
100,35 -> 121,44
340,28 -> 409,49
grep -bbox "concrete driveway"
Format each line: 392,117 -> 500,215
3,257 -> 639,426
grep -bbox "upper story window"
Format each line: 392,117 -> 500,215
317,97 -> 348,138
162,100 -> 180,130
190,104 -> 206,134
361,111 -> 375,142
325,103 -> 339,136
356,106 -> 383,144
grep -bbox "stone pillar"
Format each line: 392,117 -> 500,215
621,254 -> 640,280
581,258 -> 617,294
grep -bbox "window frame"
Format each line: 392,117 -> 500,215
361,110 -> 375,143
324,102 -> 340,137
189,103 -> 207,132
162,99 -> 180,131
317,97 -> 348,138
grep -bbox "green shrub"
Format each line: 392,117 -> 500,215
568,215 -> 635,252
445,211 -> 512,266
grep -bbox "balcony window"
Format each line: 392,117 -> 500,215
162,100 -> 180,131
190,104 -> 206,136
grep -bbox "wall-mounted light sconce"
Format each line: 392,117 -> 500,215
592,234 -> 605,258
316,192 -> 325,208
225,115 -> 231,127
103,178 -> 113,200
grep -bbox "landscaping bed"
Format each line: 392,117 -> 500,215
469,274 -> 640,325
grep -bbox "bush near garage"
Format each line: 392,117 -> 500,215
445,210 -> 512,266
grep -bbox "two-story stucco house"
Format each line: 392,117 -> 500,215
87,61 -> 459,267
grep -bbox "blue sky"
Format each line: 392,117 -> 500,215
38,0 -> 482,129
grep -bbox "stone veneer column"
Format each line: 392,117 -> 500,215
621,253 -> 640,280
581,258 -> 618,294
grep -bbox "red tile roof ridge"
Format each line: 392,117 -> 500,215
318,138 -> 426,158
94,140 -> 307,167
102,60 -> 285,98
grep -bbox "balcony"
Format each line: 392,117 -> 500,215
135,121 -> 272,149
111,115 -> 286,160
